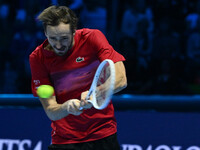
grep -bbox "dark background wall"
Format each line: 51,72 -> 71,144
0,0 -> 200,95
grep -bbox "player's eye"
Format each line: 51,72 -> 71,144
49,37 -> 57,41
62,37 -> 68,40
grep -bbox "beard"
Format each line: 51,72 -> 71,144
53,37 -> 74,56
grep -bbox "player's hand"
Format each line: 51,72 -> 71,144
80,91 -> 93,109
64,99 -> 83,116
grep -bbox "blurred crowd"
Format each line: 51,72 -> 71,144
0,0 -> 200,95
117,0 -> 200,95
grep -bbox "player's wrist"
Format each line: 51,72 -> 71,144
61,102 -> 70,116
63,99 -> 82,116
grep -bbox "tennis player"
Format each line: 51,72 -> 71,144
29,5 -> 127,150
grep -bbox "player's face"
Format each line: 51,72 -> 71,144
45,22 -> 75,56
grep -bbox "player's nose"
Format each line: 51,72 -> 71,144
55,41 -> 62,49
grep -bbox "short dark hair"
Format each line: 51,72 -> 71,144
37,5 -> 78,33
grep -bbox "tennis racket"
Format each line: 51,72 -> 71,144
79,59 -> 115,110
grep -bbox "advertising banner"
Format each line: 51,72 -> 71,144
116,111 -> 200,150
0,108 -> 200,150
0,108 -> 51,150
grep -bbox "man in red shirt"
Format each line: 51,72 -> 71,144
29,5 -> 127,150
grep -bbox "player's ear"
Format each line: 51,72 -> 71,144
44,31 -> 48,37
72,28 -> 76,36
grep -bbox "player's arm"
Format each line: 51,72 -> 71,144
29,56 -> 83,120
39,96 -> 83,121
80,61 -> 127,108
114,61 -> 127,93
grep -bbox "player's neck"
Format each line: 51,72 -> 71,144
44,44 -> 54,51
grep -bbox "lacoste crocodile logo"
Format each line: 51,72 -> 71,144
76,57 -> 84,62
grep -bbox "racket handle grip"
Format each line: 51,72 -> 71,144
79,90 -> 92,110
79,99 -> 92,110
86,90 -> 92,100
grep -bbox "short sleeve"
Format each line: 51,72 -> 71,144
29,52 -> 53,97
90,30 -> 125,63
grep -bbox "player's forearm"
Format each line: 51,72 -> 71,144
46,103 -> 70,121
114,72 -> 127,94
40,96 -> 82,121
114,61 -> 127,94
40,97 -> 70,121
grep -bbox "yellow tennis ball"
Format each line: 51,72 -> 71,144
37,85 -> 54,98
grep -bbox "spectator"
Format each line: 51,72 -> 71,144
185,0 -> 200,33
0,4 -> 13,53
9,8 -> 37,93
186,16 -> 200,65
2,61 -> 19,93
152,17 -> 181,61
120,0 -> 154,91
79,0 -> 107,34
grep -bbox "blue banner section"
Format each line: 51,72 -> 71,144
0,95 -> 200,150
116,111 -> 200,150
0,108 -> 51,150
0,108 -> 200,150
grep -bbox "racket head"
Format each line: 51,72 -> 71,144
88,59 -> 115,110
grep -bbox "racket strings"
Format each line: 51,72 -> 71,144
95,63 -> 111,107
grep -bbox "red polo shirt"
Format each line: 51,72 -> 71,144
29,28 -> 125,144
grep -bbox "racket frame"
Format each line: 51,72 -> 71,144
86,59 -> 116,110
